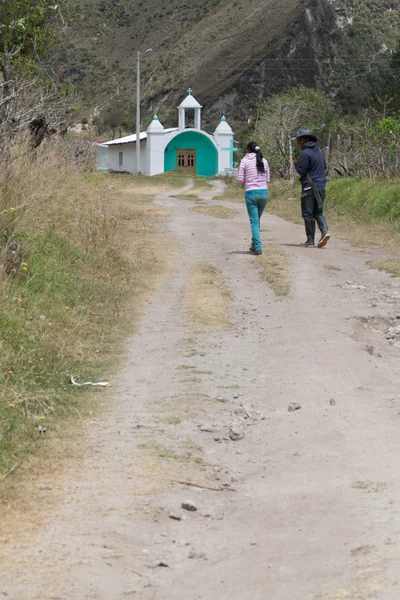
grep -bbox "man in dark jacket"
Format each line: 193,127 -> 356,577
293,129 -> 330,248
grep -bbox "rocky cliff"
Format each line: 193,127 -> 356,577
60,0 -> 399,123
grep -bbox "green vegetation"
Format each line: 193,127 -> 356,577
0,140 -> 171,481
269,178 -> 400,230
268,178 -> 400,252
326,179 -> 400,227
57,0 -> 399,133
254,86 -> 400,181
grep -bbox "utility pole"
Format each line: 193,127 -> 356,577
136,48 -> 152,175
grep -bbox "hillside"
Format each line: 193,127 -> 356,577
58,0 -> 400,126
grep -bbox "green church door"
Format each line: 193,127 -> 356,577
177,149 -> 196,173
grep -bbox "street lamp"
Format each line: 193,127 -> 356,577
136,48 -> 153,175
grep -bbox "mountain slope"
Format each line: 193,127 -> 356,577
59,0 -> 400,124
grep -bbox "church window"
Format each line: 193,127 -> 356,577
119,152 -> 123,167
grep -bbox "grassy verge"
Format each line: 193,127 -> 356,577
367,260 -> 400,277
268,178 -> 400,252
0,141 -> 173,500
184,263 -> 232,330
258,248 -> 290,296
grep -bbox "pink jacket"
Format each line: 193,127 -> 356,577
238,153 -> 270,191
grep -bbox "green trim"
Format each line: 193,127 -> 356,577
164,131 -> 218,177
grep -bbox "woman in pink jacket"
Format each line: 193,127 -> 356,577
237,142 -> 270,255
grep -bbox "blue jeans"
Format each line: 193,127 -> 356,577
245,190 -> 269,252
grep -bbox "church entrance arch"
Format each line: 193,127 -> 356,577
164,131 -> 217,177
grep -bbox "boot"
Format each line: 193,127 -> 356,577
315,216 -> 331,248
300,220 -> 315,247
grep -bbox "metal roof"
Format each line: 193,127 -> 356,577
105,128 -> 179,146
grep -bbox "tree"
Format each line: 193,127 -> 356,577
254,86 -> 338,180
0,1 -> 70,148
0,1 -> 63,80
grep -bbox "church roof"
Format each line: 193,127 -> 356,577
105,128 -> 178,146
179,93 -> 202,109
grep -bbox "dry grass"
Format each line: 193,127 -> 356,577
0,140 -> 175,529
131,442 -> 207,495
367,260 -> 400,277
170,193 -> 201,201
258,247 -> 290,296
184,263 -> 232,330
215,179 -> 244,203
192,205 -> 237,219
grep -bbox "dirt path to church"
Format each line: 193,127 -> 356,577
1,180 -> 400,599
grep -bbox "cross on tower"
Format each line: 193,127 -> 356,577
222,138 -> 239,168
187,88 -> 193,95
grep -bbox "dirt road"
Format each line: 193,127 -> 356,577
1,181 -> 400,599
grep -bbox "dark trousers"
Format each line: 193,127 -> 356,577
301,186 -> 328,236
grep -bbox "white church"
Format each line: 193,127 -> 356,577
100,90 -> 236,177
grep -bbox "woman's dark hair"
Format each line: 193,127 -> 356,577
247,141 -> 265,173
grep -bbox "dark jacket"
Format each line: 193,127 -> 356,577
295,142 -> 327,189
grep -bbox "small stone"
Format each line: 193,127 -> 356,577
288,402 -> 301,412
39,315 -> 46,321
181,500 -> 197,512
39,483 -> 52,491
229,425 -> 245,441
233,394 -> 239,399
199,424 -> 214,433
169,512 -> 182,521
188,550 -> 207,560
153,561 -> 169,568
329,398 -> 336,406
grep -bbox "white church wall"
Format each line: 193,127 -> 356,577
108,140 -> 147,174
214,136 -> 233,174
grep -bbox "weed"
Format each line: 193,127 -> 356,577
258,248 -> 290,296
156,416 -> 182,425
192,205 -> 237,219
367,260 -> 400,277
170,194 -> 201,201
184,263 -> 232,330
176,364 -> 196,370
366,345 -> 375,355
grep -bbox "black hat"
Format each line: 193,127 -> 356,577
291,128 -> 317,142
